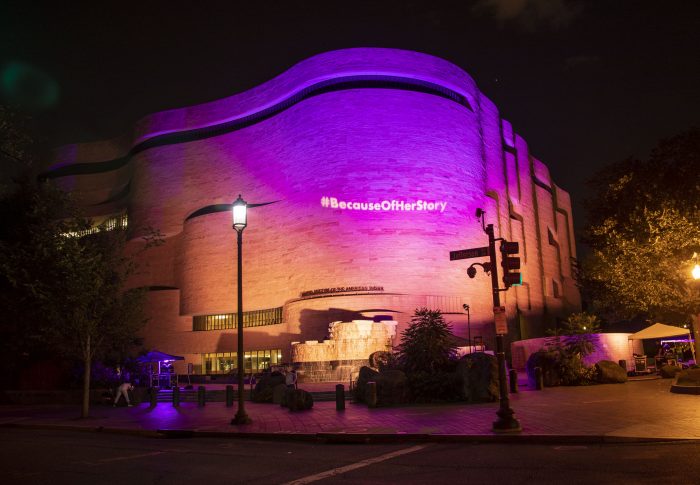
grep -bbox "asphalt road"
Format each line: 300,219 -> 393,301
2,428 -> 698,484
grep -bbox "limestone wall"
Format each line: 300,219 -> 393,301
511,334 -> 644,371
45,48 -> 582,372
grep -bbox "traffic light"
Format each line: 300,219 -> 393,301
500,240 -> 522,288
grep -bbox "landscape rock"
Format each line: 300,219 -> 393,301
374,369 -> 408,406
660,364 -> 682,379
670,368 -> 700,394
354,366 -> 379,403
675,368 -> 700,386
282,388 -> 314,411
526,350 -> 563,387
456,352 -> 499,402
252,371 -> 286,403
272,384 -> 287,404
353,366 -> 408,406
595,360 -> 628,384
368,351 -> 392,370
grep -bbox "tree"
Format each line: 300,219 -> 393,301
0,181 -> 152,417
395,308 -> 457,374
48,226 -> 148,417
0,105 -> 39,193
548,312 -> 601,358
0,104 -> 156,416
580,128 -> 700,329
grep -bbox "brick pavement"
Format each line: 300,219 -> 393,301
1,379 -> 699,440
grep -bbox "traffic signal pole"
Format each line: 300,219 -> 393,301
485,223 -> 521,433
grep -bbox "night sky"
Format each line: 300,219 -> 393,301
1,0 -> 699,236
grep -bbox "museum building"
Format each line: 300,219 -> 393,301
46,48 -> 581,376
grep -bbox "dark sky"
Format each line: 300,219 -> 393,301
1,0 -> 699,235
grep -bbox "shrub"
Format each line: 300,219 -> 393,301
395,308 -> 457,374
526,347 -> 596,387
548,312 -> 601,358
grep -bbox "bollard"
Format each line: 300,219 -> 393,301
509,369 -> 518,394
366,381 -> 377,408
149,387 -> 158,407
335,384 -> 346,411
173,386 -> 180,407
198,386 -> 206,407
534,366 -> 544,390
618,359 -> 627,371
226,385 -> 234,407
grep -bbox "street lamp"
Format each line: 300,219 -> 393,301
690,253 -> 700,362
463,304 -> 471,352
231,194 -> 251,425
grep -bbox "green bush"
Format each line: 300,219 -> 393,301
395,308 -> 457,374
392,308 -> 462,402
526,348 -> 596,387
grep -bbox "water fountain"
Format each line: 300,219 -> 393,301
291,320 -> 397,382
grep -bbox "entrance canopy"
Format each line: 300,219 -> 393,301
628,323 -> 691,340
137,350 -> 185,363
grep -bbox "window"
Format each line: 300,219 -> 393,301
193,307 -> 283,331
201,349 -> 282,374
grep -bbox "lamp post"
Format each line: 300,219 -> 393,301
231,195 -> 251,425
690,253 -> 700,361
463,304 -> 471,352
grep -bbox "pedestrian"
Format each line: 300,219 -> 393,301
113,382 -> 134,407
285,368 -> 297,389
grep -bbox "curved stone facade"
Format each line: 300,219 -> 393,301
48,48 -> 580,374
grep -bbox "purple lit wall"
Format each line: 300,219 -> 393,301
48,48 -> 580,372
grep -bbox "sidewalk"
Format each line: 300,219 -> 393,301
2,378 -> 699,443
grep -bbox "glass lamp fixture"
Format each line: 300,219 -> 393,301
692,252 -> 700,281
232,195 -> 247,232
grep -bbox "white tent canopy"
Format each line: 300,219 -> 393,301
628,323 -> 690,340
628,322 -> 695,363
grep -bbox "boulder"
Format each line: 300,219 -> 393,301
660,364 -> 682,379
456,352 -> 499,402
369,351 -> 392,370
354,366 -> 379,403
283,389 -> 314,411
353,366 -> 408,406
595,360 -> 628,384
526,350 -> 565,387
374,369 -> 408,406
670,368 -> 700,394
272,384 -> 287,404
675,368 -> 700,386
252,371 -> 286,403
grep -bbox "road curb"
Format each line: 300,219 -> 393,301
3,422 -> 698,445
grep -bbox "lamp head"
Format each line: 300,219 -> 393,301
232,194 -> 247,232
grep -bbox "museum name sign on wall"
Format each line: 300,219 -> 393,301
321,196 -> 447,213
300,286 -> 385,298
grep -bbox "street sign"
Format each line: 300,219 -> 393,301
494,306 -> 508,334
449,246 -> 489,261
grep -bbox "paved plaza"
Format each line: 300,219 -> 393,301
2,378 -> 699,441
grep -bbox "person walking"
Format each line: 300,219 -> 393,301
285,368 -> 297,389
113,382 -> 134,407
